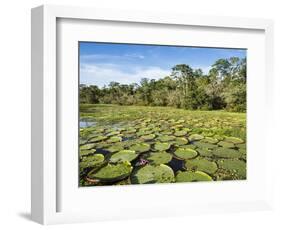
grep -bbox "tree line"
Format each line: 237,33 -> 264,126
80,57 -> 246,112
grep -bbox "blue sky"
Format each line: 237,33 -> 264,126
79,42 -> 246,87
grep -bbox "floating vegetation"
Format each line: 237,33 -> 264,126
110,150 -> 138,163
188,134 -> 204,141
87,161 -> 133,183
80,154 -> 104,170
176,171 -> 213,182
212,147 -> 242,158
185,158 -> 218,175
131,164 -> 175,184
217,159 -> 246,179
79,104 -> 246,186
174,148 -> 198,159
146,151 -> 172,164
130,143 -> 150,153
154,142 -> 171,151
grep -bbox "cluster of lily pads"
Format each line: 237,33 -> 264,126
79,107 -> 246,186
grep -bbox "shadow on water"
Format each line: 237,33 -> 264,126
167,157 -> 185,172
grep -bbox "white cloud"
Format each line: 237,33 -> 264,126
80,64 -> 170,87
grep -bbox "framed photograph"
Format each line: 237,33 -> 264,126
31,5 -> 274,225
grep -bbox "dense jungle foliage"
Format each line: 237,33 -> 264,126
80,57 -> 246,112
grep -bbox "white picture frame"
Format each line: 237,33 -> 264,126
31,4 -> 274,225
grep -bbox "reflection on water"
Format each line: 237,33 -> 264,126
80,121 -> 97,128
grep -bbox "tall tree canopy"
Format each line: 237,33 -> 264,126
80,57 -> 246,112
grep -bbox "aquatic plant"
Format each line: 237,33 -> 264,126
80,154 -> 104,169
176,171 -> 213,182
217,159 -> 246,178
174,148 -> 198,159
87,161 -> 133,182
212,147 -> 242,158
185,158 -> 218,175
146,151 -> 172,164
131,164 -> 175,184
110,150 -> 138,163
154,142 -> 171,151
130,143 -> 150,153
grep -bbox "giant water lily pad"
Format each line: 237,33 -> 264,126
80,154 -> 104,169
188,134 -> 204,141
80,148 -> 96,157
107,136 -> 122,143
185,158 -> 218,175
197,148 -> 213,157
193,141 -> 216,149
224,137 -> 244,144
87,161 -> 133,182
110,150 -> 138,163
154,142 -> 171,151
131,164 -> 175,184
202,137 -> 219,144
157,135 -> 176,142
146,151 -> 172,164
218,141 -> 235,148
174,137 -> 188,146
140,134 -> 156,141
130,143 -> 150,153
212,147 -> 242,158
122,127 -> 137,134
174,148 -> 198,159
217,159 -> 246,178
106,131 -> 120,137
176,171 -> 213,182
89,136 -> 107,143
174,130 -> 187,137
106,144 -> 124,153
80,143 -> 96,150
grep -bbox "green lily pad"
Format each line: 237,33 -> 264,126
146,151 -> 172,164
193,141 -> 216,149
154,142 -> 171,151
106,145 -> 124,153
180,144 -> 197,150
174,130 -> 187,137
185,158 -> 218,175
176,171 -> 213,182
80,154 -> 104,169
213,135 -> 224,141
88,161 -> 133,182
236,143 -> 246,150
131,164 -> 175,184
130,143 -> 150,153
217,159 -> 246,178
161,130 -> 173,135
218,141 -> 235,148
80,143 -> 96,150
188,134 -> 204,141
197,148 -> 213,157
110,150 -> 138,163
202,137 -> 219,144
107,136 -> 122,143
89,136 -> 107,143
174,148 -> 198,159
80,148 -> 96,157
140,134 -> 156,141
106,131 -> 120,137
157,135 -> 176,142
224,137 -> 244,144
174,137 -> 189,146
212,147 -> 242,158
124,128 -> 137,134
